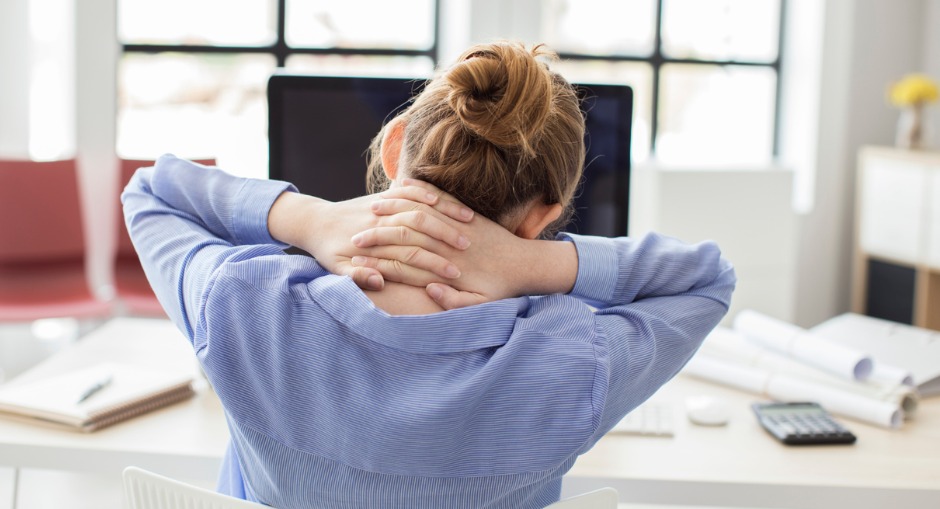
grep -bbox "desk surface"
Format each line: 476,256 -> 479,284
0,318 -> 228,481
1,318 -> 938,508
566,374 -> 940,508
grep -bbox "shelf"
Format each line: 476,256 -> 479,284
854,146 -> 940,331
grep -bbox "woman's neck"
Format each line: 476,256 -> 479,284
363,282 -> 446,316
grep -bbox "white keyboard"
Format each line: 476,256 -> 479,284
611,402 -> 675,437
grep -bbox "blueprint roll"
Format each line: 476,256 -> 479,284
683,354 -> 771,394
734,310 -> 874,381
684,355 -> 903,429
765,373 -> 902,429
700,328 -> 919,420
869,362 -> 915,387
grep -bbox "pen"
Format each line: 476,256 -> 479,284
77,373 -> 113,404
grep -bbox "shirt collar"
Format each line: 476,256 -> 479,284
306,275 -> 528,354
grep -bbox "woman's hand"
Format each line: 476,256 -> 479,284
268,182 -> 474,290
351,179 -> 579,309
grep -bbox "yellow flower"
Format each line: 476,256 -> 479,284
889,74 -> 939,107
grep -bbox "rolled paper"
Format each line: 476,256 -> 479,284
683,354 -> 771,394
765,375 -> 902,429
734,310 -> 874,381
684,354 -> 904,429
869,362 -> 915,387
700,328 -> 918,419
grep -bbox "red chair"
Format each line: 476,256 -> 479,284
0,159 -> 112,321
115,158 -> 216,316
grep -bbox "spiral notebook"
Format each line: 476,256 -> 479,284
0,362 -> 195,432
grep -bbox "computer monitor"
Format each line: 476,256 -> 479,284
268,74 -> 632,236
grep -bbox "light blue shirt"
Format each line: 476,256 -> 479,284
122,154 -> 735,508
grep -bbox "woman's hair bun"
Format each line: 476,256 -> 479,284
444,42 -> 556,155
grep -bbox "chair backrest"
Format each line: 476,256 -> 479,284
124,467 -> 268,509
543,487 -> 619,509
0,159 -> 85,263
124,467 -> 616,509
117,158 -> 216,258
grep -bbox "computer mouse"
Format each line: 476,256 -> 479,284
685,395 -> 731,426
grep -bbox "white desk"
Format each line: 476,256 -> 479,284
2,318 -> 939,508
565,375 -> 940,508
0,318 -> 228,481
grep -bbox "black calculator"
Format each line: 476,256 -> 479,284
751,402 -> 857,445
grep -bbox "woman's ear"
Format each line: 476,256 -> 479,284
515,202 -> 563,240
381,118 -> 407,181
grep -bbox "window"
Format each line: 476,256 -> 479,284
541,0 -> 784,165
117,0 -> 438,178
119,1 -> 782,171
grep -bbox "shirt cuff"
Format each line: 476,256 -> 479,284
556,233 -> 620,303
232,178 -> 297,246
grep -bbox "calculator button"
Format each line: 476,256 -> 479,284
752,402 -> 857,446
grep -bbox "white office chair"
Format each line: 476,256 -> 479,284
124,467 -> 617,509
543,487 -> 619,508
123,467 -> 267,509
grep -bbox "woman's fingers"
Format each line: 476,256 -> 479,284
351,245 -> 460,282
350,256 -> 443,288
426,283 -> 488,310
378,184 -> 439,206
348,179 -> 475,287
333,265 -> 385,291
356,209 -> 470,250
380,180 -> 474,223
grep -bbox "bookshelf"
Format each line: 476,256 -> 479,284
853,146 -> 940,331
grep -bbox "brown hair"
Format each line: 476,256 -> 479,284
367,42 -> 585,238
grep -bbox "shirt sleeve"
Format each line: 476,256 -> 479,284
120,154 -> 296,341
558,232 -> 736,448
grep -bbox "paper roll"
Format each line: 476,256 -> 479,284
683,354 -> 771,393
684,354 -> 903,429
734,310 -> 874,381
869,362 -> 915,387
700,328 -> 918,418
765,375 -> 902,429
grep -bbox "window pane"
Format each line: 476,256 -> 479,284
552,60 -> 652,163
28,0 -> 75,160
285,55 -> 434,78
117,53 -> 276,179
118,0 -> 277,46
541,0 -> 656,56
286,0 -> 435,50
657,64 -> 775,165
661,0 -> 780,62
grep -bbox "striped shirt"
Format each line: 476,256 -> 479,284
122,154 -> 735,508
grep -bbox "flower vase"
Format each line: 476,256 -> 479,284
896,103 -> 928,150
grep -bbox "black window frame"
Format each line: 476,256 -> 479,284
120,0 -> 784,158
120,0 -> 441,68
555,0 -> 787,157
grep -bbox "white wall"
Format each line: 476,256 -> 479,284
793,0 -> 928,328
0,0 -> 31,157
75,0 -> 119,300
923,0 -> 940,150
630,166 -> 797,325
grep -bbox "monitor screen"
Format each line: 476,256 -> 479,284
268,74 -> 632,236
